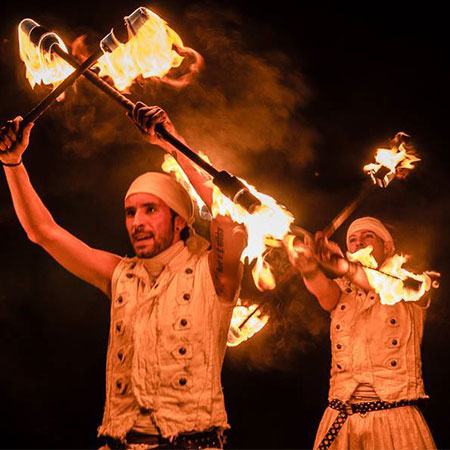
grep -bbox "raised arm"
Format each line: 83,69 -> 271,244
285,234 -> 341,311
131,103 -> 246,302
0,118 -> 121,297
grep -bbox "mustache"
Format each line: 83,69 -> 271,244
132,228 -> 154,241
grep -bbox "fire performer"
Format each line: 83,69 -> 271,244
286,217 -> 436,450
0,106 -> 246,449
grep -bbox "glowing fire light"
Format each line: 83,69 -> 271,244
162,155 -> 294,346
363,132 -> 420,188
162,155 -> 294,290
227,300 -> 269,347
347,246 -> 432,305
95,7 -> 201,91
18,19 -> 74,90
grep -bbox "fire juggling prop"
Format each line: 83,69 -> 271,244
17,11 -> 261,214
14,10 -> 146,128
276,135 -> 440,307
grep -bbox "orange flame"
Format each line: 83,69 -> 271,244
227,299 -> 270,347
347,246 -> 432,305
211,180 -> 295,290
18,19 -> 74,91
162,155 -> 294,291
363,133 -> 420,187
95,7 -> 202,91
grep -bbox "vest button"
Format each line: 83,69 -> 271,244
345,288 -> 352,293
340,305 -> 346,311
117,296 -> 123,304
185,268 -> 193,274
336,324 -> 341,330
179,377 -> 187,386
337,364 -> 342,370
336,344 -> 342,350
126,273 -> 134,278
391,360 -> 397,367
183,293 -> 191,301
179,347 -> 187,355
390,318 -> 396,325
180,319 -> 188,327
118,351 -> 123,361
392,339 -> 398,346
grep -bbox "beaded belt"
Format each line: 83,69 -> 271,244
105,427 -> 224,449
317,398 -> 418,450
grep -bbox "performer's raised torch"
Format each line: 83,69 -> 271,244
15,11 -> 144,127
17,11 -> 261,213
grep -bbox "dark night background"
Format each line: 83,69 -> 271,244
1,0 -> 449,448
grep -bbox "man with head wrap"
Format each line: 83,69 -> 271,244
0,106 -> 246,449
285,217 -> 435,450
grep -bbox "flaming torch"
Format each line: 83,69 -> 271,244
322,132 -> 420,238
14,10 -> 146,128
17,12 -> 261,213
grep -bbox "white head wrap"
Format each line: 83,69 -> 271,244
346,216 -> 394,252
125,172 -> 195,226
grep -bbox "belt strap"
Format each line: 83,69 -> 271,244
105,427 -> 224,449
317,399 -> 418,450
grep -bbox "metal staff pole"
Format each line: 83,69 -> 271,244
26,20 -> 261,213
16,15 -> 137,127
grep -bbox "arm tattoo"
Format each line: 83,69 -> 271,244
214,226 -> 225,295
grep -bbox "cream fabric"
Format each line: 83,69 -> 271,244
314,405 -> 436,449
125,172 -> 195,225
328,277 -> 429,402
346,216 -> 394,251
98,236 -> 236,440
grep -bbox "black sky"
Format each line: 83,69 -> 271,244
1,1 -> 449,448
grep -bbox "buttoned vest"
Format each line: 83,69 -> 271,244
98,240 -> 235,440
329,277 -> 429,402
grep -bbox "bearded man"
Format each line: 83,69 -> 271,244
0,103 -> 246,449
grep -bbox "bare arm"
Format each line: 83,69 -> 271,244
0,118 -> 121,297
131,103 -> 246,302
285,235 -> 341,311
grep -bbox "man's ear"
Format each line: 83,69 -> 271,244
383,240 -> 395,258
174,215 -> 187,232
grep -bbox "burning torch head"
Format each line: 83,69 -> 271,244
347,217 -> 395,263
18,18 -> 74,89
100,7 -> 149,53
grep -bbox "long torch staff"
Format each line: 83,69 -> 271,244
12,17 -> 139,129
25,20 -> 261,213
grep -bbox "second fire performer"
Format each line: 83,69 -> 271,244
286,216 -> 436,450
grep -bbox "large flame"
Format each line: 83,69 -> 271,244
18,19 -> 74,90
211,180 -> 295,289
161,155 -> 294,346
162,155 -> 295,290
347,246 -> 431,305
95,8 -> 199,91
363,133 -> 420,187
227,299 -> 270,347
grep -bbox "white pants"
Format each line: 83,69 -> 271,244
314,405 -> 436,450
